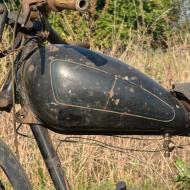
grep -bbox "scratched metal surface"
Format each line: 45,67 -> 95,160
21,44 -> 190,136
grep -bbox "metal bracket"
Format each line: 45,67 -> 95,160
15,105 -> 41,125
163,133 -> 183,157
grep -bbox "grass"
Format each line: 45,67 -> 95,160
0,14 -> 190,189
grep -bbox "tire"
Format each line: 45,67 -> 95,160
0,180 -> 5,190
0,139 -> 32,190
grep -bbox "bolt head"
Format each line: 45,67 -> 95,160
164,152 -> 170,158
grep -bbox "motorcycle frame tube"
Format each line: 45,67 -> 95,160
21,19 -> 71,190
22,23 -> 71,190
30,124 -> 70,190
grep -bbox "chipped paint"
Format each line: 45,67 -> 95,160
49,45 -> 59,52
123,76 -> 129,81
48,56 -> 54,61
22,44 -> 190,136
114,99 -> 120,105
129,88 -> 135,93
28,64 -> 34,72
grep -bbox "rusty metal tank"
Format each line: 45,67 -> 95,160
22,44 -> 190,135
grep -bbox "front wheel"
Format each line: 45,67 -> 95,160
0,139 -> 32,190
0,180 -> 5,190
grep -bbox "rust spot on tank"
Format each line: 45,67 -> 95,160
113,99 -> 120,105
79,58 -> 84,61
85,61 -> 94,67
129,88 -> 135,93
50,108 -> 57,113
108,89 -> 114,98
131,76 -> 138,81
95,101 -> 101,105
123,76 -> 129,81
48,56 -> 54,61
28,64 -> 34,72
88,91 -> 94,96
49,46 -> 59,52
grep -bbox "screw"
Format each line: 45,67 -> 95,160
164,151 -> 170,158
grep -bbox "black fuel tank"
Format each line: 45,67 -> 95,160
22,44 -> 190,135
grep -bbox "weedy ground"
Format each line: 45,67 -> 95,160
0,27 -> 190,190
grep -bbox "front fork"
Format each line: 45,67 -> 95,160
30,124 -> 70,190
0,68 -> 13,110
30,124 -> 128,190
0,110 -> 70,190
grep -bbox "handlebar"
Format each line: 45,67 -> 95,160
0,1 -> 90,48
21,0 -> 89,27
21,0 -> 89,12
47,0 -> 89,11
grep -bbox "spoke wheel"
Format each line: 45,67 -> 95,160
0,180 -> 5,190
0,139 -> 32,190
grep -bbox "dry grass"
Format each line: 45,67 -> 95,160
0,28 -> 190,190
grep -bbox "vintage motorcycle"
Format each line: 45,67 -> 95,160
0,0 -> 190,189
